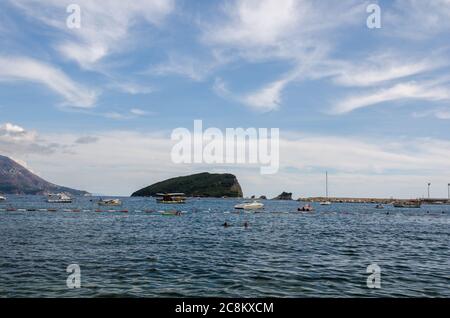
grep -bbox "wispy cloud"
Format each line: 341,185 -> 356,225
11,0 -> 175,69
202,0 -> 366,110
213,77 -> 285,112
111,82 -> 155,95
332,80 -> 450,114
0,56 -> 98,107
102,108 -> 154,120
150,52 -> 228,82
332,53 -> 446,87
384,0 -> 450,40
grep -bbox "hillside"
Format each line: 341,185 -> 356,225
131,172 -> 243,198
0,155 -> 88,195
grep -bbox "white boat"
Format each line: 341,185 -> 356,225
320,201 -> 331,206
98,198 -> 122,206
234,201 -> 264,210
0,195 -> 6,201
47,193 -> 72,203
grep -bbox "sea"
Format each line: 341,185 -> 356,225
0,195 -> 449,298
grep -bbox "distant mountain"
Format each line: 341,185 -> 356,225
0,155 -> 88,195
131,172 -> 243,198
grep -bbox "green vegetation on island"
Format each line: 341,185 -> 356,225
131,172 -> 243,198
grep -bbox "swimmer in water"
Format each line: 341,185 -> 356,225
223,222 -> 230,228
244,222 -> 249,228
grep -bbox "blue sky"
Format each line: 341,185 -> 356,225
1,0 -> 450,198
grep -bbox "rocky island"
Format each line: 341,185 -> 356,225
131,172 -> 243,198
273,192 -> 293,200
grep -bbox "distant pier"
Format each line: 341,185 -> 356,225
299,197 -> 450,205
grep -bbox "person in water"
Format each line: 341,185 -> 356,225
223,222 -> 230,228
244,222 -> 249,228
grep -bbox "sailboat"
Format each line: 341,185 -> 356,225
320,172 -> 332,206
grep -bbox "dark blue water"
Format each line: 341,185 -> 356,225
0,196 -> 449,298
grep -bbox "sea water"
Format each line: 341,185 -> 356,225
0,196 -> 449,297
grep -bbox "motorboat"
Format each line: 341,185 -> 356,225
47,193 -> 72,203
375,204 -> 384,209
393,200 -> 422,208
156,193 -> 187,204
0,195 -> 6,201
234,201 -> 264,210
98,198 -> 122,206
319,201 -> 331,206
298,204 -> 314,212
161,210 -> 182,216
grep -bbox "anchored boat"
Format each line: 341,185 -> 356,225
393,200 -> 422,208
0,195 -> 6,201
98,198 -> 122,206
298,204 -> 314,212
234,201 -> 264,210
161,210 -> 182,216
156,193 -> 187,204
319,172 -> 332,206
47,193 -> 72,203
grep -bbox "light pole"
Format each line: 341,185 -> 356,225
427,183 -> 431,199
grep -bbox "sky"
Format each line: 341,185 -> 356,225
1,0 -> 450,198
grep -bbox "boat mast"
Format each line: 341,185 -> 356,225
326,171 -> 328,198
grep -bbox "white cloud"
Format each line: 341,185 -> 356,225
4,123 -> 450,197
113,82 -> 154,95
333,81 -> 450,114
129,108 -> 150,116
101,108 -> 154,120
0,122 -> 61,155
151,53 -> 226,82
203,0 -> 302,48
11,0 -> 175,69
242,77 -> 291,111
332,53 -> 445,87
212,77 -> 288,111
201,0 -> 366,110
0,56 -> 97,107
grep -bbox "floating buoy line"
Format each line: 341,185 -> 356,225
0,207 -> 187,215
